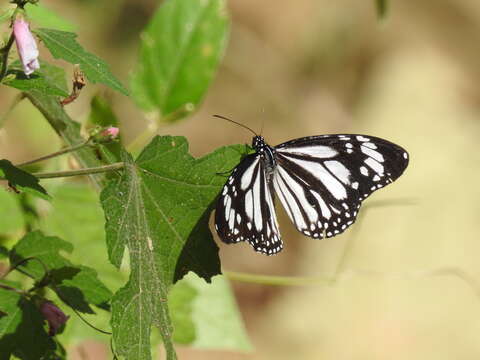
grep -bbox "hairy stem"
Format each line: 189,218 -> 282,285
15,139 -> 92,167
0,33 -> 15,82
23,162 -> 124,179
24,91 -> 111,191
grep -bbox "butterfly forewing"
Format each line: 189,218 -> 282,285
274,134 -> 409,238
215,154 -> 283,255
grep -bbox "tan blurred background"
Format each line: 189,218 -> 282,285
2,0 -> 480,359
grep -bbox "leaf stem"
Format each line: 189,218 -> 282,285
0,283 -> 27,296
224,271 -> 333,286
32,162 -> 124,179
0,162 -> 124,180
15,139 -> 93,167
0,32 -> 15,82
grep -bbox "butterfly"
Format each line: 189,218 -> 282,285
214,118 -> 409,255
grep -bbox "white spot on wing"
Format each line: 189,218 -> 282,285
356,136 -> 370,142
361,145 -> 385,162
360,166 -> 369,176
363,142 -> 377,150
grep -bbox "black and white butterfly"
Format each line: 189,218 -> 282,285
214,121 -> 409,255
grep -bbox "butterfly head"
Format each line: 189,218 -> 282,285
252,135 -> 267,152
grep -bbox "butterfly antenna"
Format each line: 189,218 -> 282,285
213,114 -> 258,136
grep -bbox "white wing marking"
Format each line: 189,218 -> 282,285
361,145 -> 385,162
277,145 -> 338,158
285,157 -> 347,200
309,189 -> 331,219
240,157 -> 259,190
324,160 -> 351,185
364,157 -> 384,175
245,189 -> 253,220
252,173 -> 263,231
273,168 -> 307,230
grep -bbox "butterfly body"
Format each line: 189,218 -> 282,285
215,133 -> 409,255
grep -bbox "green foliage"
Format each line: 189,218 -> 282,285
100,137 -> 245,359
0,0 -> 255,357
25,3 -> 77,31
38,184 -> 123,345
10,231 -> 113,313
0,159 -> 49,199
24,91 -> 111,190
38,184 -> 125,288
34,28 -> 128,96
3,61 -> 69,96
0,289 -> 56,360
131,0 -> 229,121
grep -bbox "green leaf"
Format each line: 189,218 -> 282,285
100,136 -> 244,359
3,61 -> 69,97
34,28 -> 128,96
375,0 -> 388,19
131,0 -> 229,121
0,159 -> 49,199
10,231 -> 113,313
0,189 -> 25,234
26,3 -> 77,31
38,184 -> 124,345
170,273 -> 252,350
0,288 -> 56,360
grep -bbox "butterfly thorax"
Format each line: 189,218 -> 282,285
252,135 -> 276,175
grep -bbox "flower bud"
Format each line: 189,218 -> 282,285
13,17 -> 40,76
101,126 -> 120,139
39,301 -> 69,336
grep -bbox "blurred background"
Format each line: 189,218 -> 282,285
2,0 -> 480,359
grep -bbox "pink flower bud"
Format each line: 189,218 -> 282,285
13,18 -> 40,76
101,127 -> 120,139
39,301 -> 69,336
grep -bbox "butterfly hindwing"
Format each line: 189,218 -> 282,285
215,153 -> 283,255
274,134 -> 409,239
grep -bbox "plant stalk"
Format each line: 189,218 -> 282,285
15,139 -> 92,167
0,32 -> 15,82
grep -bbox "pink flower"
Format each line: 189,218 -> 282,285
39,301 -> 69,336
13,18 -> 40,76
101,127 -> 120,139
